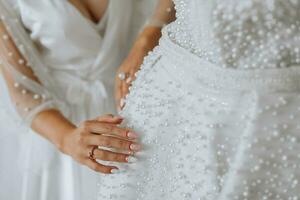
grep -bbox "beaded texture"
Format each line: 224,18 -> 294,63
96,0 -> 300,200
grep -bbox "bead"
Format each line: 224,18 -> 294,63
167,0 -> 300,70
18,59 -> 25,65
2,34 -> 8,40
13,82 -> 20,88
33,94 -> 40,100
21,89 -> 27,95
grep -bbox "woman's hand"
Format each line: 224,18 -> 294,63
115,27 -> 162,111
60,114 -> 141,174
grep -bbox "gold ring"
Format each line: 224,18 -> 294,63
89,146 -> 98,160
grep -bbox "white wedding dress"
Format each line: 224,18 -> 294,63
96,0 -> 300,199
0,0 -> 156,200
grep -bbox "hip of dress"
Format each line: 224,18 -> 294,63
109,29 -> 300,199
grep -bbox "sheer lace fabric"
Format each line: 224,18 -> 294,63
0,2 -> 56,125
0,0 -> 136,126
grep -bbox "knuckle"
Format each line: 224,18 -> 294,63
79,121 -> 90,132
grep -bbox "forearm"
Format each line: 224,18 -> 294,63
31,109 -> 76,153
132,26 -> 162,56
148,0 -> 176,28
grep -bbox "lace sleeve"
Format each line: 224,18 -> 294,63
146,0 -> 176,28
0,10 -> 57,126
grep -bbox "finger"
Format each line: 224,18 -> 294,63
86,121 -> 138,139
93,148 -> 134,163
121,82 -> 129,104
84,158 -> 117,174
129,68 -> 138,82
125,76 -> 132,85
95,114 -> 123,124
85,135 -> 141,151
118,80 -> 127,109
115,80 -> 123,112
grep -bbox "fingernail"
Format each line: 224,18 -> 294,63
120,98 -> 125,108
126,156 -> 137,163
126,77 -> 132,84
130,143 -> 141,151
110,168 -> 120,174
114,115 -> 123,120
127,131 -> 138,139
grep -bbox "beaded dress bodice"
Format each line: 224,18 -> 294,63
168,0 -> 300,69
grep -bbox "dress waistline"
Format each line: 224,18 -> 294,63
159,29 -> 300,93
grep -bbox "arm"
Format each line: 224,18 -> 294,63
0,19 -> 140,174
115,0 -> 176,111
146,0 -> 176,27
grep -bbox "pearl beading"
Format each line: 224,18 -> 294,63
161,28 -> 300,94
168,0 -> 300,70
96,1 -> 300,199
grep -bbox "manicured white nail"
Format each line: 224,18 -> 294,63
110,168 -> 120,174
130,143 -> 141,151
120,98 -> 125,108
126,156 -> 137,163
127,131 -> 138,139
126,77 -> 132,84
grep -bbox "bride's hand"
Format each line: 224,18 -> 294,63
60,114 -> 141,174
115,27 -> 162,111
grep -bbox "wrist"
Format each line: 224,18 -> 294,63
56,125 -> 76,155
32,109 -> 76,154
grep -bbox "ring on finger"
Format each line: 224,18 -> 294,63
118,72 -> 127,81
89,146 -> 98,160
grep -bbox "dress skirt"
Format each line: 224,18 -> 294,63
96,30 -> 300,200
